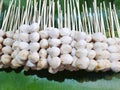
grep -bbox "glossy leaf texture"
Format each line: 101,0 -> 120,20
0,69 -> 120,90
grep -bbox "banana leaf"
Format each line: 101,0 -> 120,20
0,68 -> 120,90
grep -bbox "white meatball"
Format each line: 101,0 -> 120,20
92,32 -> 106,42
60,28 -> 71,36
60,36 -> 72,44
71,40 -> 76,47
74,31 -> 87,41
39,30 -> 48,39
0,37 -> 3,43
48,57 -> 61,69
75,40 -> 87,49
48,38 -> 61,47
2,46 -> 12,54
60,54 -> 73,65
111,61 -> 120,72
12,41 -> 19,49
109,53 -> 120,62
6,31 -> 14,38
95,59 -> 111,71
0,30 -> 5,37
70,31 -> 75,39
47,27 -> 59,38
28,52 -> 39,63
86,43 -> 93,50
1,54 -> 11,65
30,32 -> 40,42
15,56 -> 25,65
47,47 -> 60,57
71,56 -> 78,67
26,60 -> 35,67
3,38 -> 13,46
13,33 -> 19,40
85,35 -> 92,42
17,50 -> 29,60
11,59 -> 21,68
95,50 -> 110,59
39,49 -> 47,58
87,50 -> 96,59
87,60 -> 98,71
76,48 -> 88,58
11,50 -> 19,58
107,38 -> 117,45
94,42 -> 108,50
60,44 -> 72,54
37,58 -> 48,70
108,45 -> 120,53
48,67 -> 59,74
71,48 -> 76,56
19,33 -> 29,42
76,57 -> 90,69
30,23 -> 39,32
19,42 -> 29,50
19,24 -> 30,33
29,42 -> 40,52
40,39 -> 48,49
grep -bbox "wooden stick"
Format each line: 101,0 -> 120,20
2,0 -> 13,31
93,0 -> 100,33
10,4 -> 16,31
103,1 -> 111,37
27,0 -> 32,24
49,0 -> 52,27
13,6 -> 19,32
20,6 -> 24,25
109,2 -> 115,38
64,0 -> 66,27
52,0 -> 55,27
82,4 -> 88,33
67,0 -> 71,29
0,0 -> 3,14
76,0 -> 83,32
85,1 -> 91,34
1,10 -> 6,30
43,0 -> 47,30
70,0 -> 75,30
57,0 -> 60,28
38,0 -> 41,18
33,0 -> 37,23
73,0 -> 78,31
89,8 -> 94,34
113,4 -> 120,37
100,3 -> 106,36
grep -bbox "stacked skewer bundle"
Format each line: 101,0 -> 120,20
0,0 -> 120,74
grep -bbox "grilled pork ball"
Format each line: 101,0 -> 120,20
48,38 -> 61,47
39,49 -> 47,58
40,39 -> 48,49
1,54 -> 11,65
47,47 -> 60,57
39,30 -> 49,39
60,54 -> 73,65
60,44 -> 72,54
3,38 -> 14,46
60,28 -> 71,36
47,27 -> 59,38
29,32 -> 40,42
29,23 -> 39,32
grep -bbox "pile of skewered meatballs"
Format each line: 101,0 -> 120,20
0,23 -> 120,74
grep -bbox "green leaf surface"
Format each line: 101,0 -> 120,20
0,69 -> 120,90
